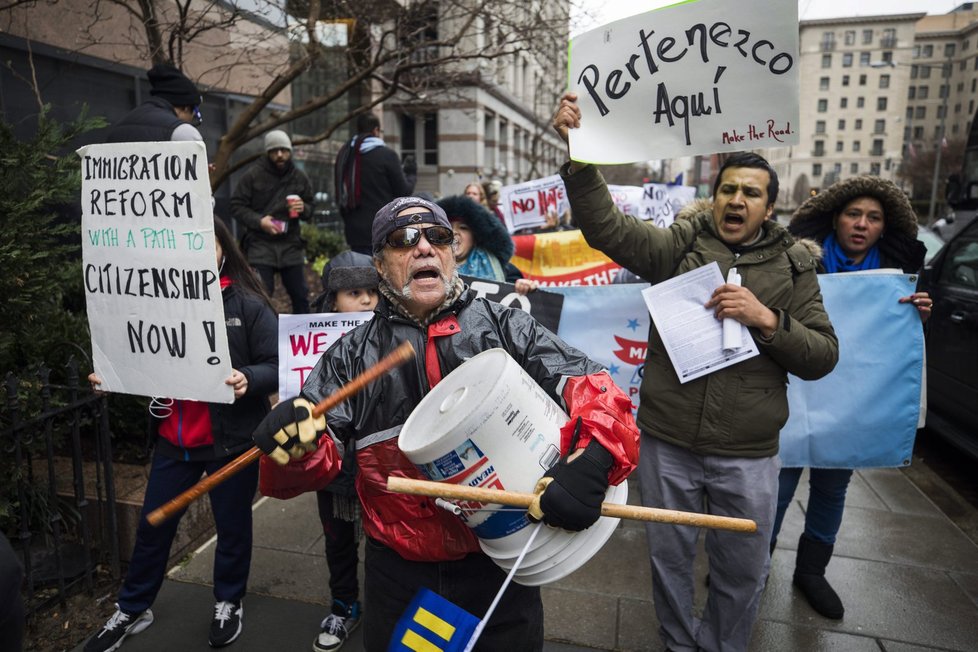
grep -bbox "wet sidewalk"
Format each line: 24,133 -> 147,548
78,462 -> 978,651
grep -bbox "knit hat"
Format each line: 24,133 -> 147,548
371,197 -> 451,253
314,251 -> 379,311
147,64 -> 201,107
264,130 -> 292,152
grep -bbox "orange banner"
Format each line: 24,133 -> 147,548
511,230 -> 623,286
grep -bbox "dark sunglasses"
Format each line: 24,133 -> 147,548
385,225 -> 455,248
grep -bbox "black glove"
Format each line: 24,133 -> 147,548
253,397 -> 326,465
402,154 -> 417,176
527,439 -> 613,531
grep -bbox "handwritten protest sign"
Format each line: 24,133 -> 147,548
641,183 -> 697,227
79,141 -> 233,403
499,175 -> 569,233
607,185 -> 645,217
278,312 -> 374,400
568,0 -> 799,163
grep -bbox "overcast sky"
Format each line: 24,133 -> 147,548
572,0 -> 968,36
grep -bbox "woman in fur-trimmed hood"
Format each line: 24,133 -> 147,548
771,174 -> 933,623
789,175 -> 926,273
437,194 -> 514,282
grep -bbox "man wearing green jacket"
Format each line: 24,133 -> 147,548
553,93 -> 839,652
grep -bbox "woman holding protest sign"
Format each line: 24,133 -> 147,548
772,176 -> 931,620
437,194 -> 539,295
84,218 -> 277,652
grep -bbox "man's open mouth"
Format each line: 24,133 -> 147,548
724,214 -> 745,226
412,269 -> 439,281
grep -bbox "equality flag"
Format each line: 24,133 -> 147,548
388,588 -> 480,652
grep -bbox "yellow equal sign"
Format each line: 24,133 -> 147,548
399,606 -> 458,651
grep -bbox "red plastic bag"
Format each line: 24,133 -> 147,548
258,436 -> 342,499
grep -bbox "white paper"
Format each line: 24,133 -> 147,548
641,262 -> 758,383
79,141 -> 233,403
722,267 -> 742,352
567,0 -> 800,164
498,175 -> 569,234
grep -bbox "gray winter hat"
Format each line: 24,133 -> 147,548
371,197 -> 451,254
264,130 -> 292,152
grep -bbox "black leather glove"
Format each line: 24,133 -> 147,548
402,154 -> 417,176
253,397 -> 326,465
527,439 -> 613,531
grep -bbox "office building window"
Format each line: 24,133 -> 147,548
845,30 -> 856,45
882,51 -> 893,63
853,140 -> 861,152
822,54 -> 832,68
862,29 -> 873,44
840,97 -> 848,108
940,84 -> 949,99
871,139 -> 884,156
817,99 -> 828,112
857,97 -> 865,108
874,119 -> 885,133
851,163 -> 859,174
819,77 -> 830,90
816,120 -> 826,134
938,105 -> 946,119
923,44 -> 933,57
877,97 -> 888,111
906,106 -> 914,120
908,86 -> 916,99
870,162 -> 881,175
838,119 -> 846,130
945,42 -> 956,58
918,86 -> 929,99
813,163 -> 822,176
920,66 -> 931,79
855,119 -> 863,130
915,106 -> 926,120
860,52 -> 871,67
880,74 -> 890,89
859,74 -> 867,85
913,125 -> 924,139
836,140 -> 844,152
843,53 -> 853,67
814,141 -> 825,157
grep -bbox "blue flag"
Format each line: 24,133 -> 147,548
388,588 -> 480,652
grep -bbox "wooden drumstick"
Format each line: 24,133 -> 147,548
386,476 -> 757,533
146,341 -> 416,527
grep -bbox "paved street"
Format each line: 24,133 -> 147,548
75,462 -> 978,651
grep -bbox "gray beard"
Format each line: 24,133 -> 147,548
377,267 -> 464,327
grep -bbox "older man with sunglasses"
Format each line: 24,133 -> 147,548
253,196 -> 639,650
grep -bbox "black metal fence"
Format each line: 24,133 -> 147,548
2,356 -> 119,616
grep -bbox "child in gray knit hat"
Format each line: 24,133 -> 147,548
309,249 -> 378,652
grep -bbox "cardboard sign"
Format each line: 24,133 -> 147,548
79,141 -> 233,403
499,175 -> 569,233
641,183 -> 697,227
277,312 -> 374,400
568,0 -> 799,163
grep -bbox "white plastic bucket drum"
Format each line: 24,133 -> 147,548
398,348 -> 627,586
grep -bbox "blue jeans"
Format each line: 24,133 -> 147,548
118,450 -> 259,614
772,467 -> 854,546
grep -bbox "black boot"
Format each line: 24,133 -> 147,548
793,534 -> 844,619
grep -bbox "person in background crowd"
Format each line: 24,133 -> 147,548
307,251 -> 380,651
486,179 -> 506,225
436,194 -> 538,295
84,219 -> 277,652
106,63 -> 202,143
552,92 -> 839,652
230,130 -> 314,314
772,176 -> 932,620
463,182 -> 489,208
253,196 -> 639,651
335,113 -> 417,255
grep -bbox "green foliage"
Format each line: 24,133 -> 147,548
0,107 -> 106,536
0,107 -> 106,373
302,222 -> 349,276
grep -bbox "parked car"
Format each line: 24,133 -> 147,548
921,216 -> 978,459
918,224 -> 945,265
